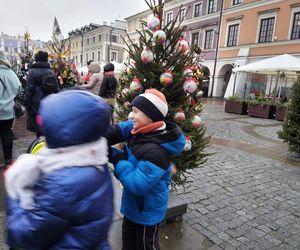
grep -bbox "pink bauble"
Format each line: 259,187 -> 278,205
173,110 -> 186,123
141,48 -> 154,64
147,14 -> 160,31
183,78 -> 198,94
130,78 -> 143,94
153,30 -> 166,45
160,72 -> 173,87
191,115 -> 202,128
176,39 -> 189,54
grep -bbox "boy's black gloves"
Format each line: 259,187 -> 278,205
109,147 -> 128,166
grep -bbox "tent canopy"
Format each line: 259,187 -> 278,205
233,54 -> 300,77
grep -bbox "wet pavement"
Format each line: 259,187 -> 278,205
1,99 -> 300,249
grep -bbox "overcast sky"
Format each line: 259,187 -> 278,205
0,0 -> 148,41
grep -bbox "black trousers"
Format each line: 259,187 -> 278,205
0,119 -> 14,162
122,217 -> 160,250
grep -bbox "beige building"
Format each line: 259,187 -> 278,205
124,9 -> 152,63
214,0 -> 300,98
68,21 -> 127,68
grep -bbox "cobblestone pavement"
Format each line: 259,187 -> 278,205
175,101 -> 300,250
1,100 -> 300,250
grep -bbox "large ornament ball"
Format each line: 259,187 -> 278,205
160,72 -> 173,87
130,78 -> 143,94
141,48 -> 154,64
191,115 -> 202,128
153,30 -> 166,45
173,110 -> 185,123
183,78 -> 198,94
183,136 -> 192,151
176,39 -> 189,54
183,67 -> 193,78
147,14 -> 160,31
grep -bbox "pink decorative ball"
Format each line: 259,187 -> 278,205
153,30 -> 166,45
160,72 -> 173,87
183,78 -> 198,94
130,78 -> 143,94
141,48 -> 154,64
176,38 -> 189,54
173,110 -> 186,123
183,67 -> 193,78
191,115 -> 202,128
147,14 -> 160,31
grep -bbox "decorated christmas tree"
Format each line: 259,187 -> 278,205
48,17 -> 78,89
278,79 -> 300,156
116,0 -> 210,186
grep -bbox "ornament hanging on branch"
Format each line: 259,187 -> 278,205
183,67 -> 194,78
153,30 -> 166,45
141,48 -> 154,64
183,78 -> 198,94
130,77 -> 143,94
159,71 -> 173,87
176,38 -> 189,54
183,136 -> 192,151
173,109 -> 186,123
147,14 -> 160,31
191,115 -> 202,128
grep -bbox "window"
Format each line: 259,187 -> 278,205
191,32 -> 199,45
97,50 -> 101,61
76,42 -> 78,49
4,47 -> 8,52
179,8 -> 186,22
194,3 -> 202,17
111,35 -> 117,43
233,0 -> 242,5
227,24 -> 239,46
258,17 -> 275,43
110,51 -> 117,62
291,12 -> 300,40
99,35 -> 102,41
86,53 -> 89,62
204,30 -> 213,49
93,37 -> 95,43
91,51 -> 95,61
86,38 -> 89,45
208,0 -> 217,14
166,12 -> 173,23
80,55 -> 83,63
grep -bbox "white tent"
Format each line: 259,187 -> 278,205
232,54 -> 300,76
225,54 -> 300,98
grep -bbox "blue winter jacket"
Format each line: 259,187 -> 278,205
107,121 -> 185,225
6,90 -> 113,250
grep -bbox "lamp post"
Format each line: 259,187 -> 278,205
210,0 -> 224,97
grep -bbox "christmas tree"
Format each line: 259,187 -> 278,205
116,0 -> 210,186
48,17 -> 78,89
278,79 -> 300,156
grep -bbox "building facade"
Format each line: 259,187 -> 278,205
68,21 -> 127,68
216,0 -> 300,98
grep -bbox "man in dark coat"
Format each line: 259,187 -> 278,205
99,63 -> 117,99
24,51 -> 59,137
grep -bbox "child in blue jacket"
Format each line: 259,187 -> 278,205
5,90 -> 114,250
107,89 -> 185,250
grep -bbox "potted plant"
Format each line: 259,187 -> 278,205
248,95 -> 276,119
224,96 -> 248,115
275,100 -> 288,121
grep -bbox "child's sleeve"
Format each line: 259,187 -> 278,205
105,120 -> 133,146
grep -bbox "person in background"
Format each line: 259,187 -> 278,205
107,89 -> 185,250
0,50 -> 21,169
5,90 -> 114,250
99,63 -> 118,121
83,60 -> 93,84
24,51 -> 59,138
83,62 -> 102,95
